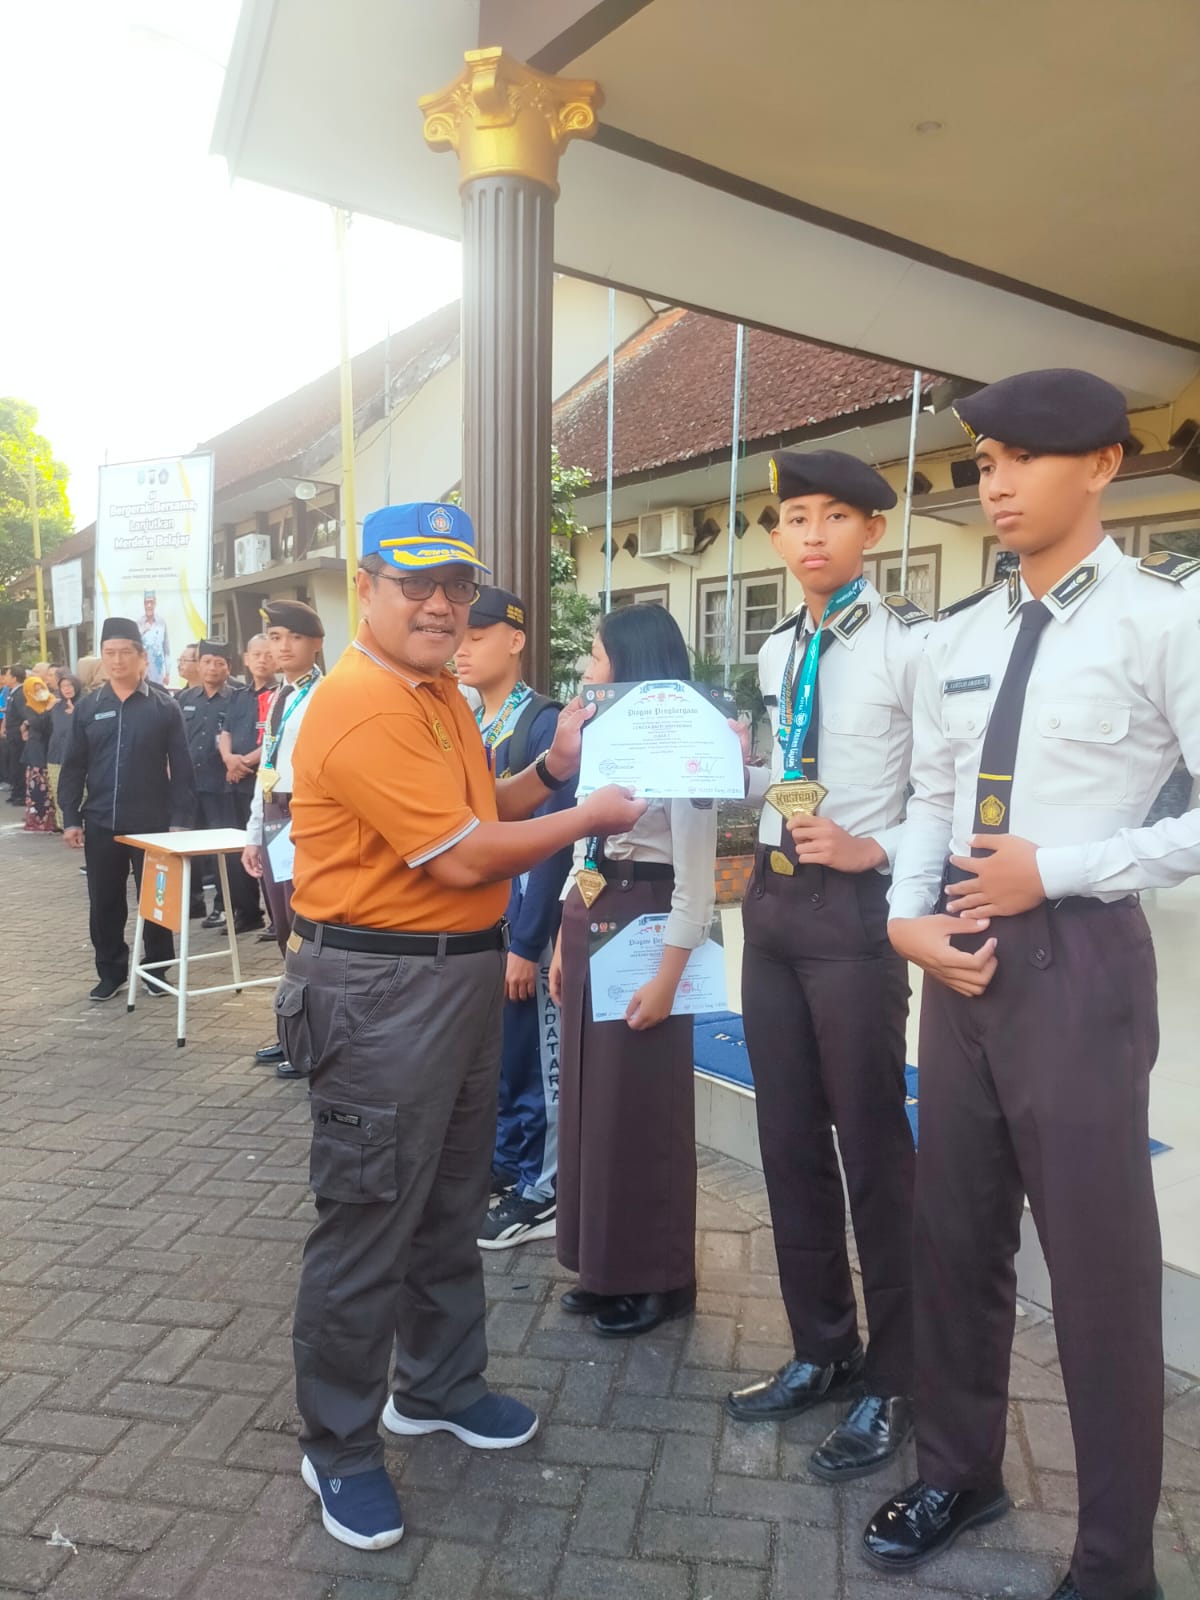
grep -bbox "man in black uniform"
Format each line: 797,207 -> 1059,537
58,617 -> 195,1001
4,666 -> 28,806
178,640 -> 260,932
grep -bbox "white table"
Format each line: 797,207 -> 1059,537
118,828 -> 279,1048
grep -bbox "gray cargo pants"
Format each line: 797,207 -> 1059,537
279,932 -> 505,1476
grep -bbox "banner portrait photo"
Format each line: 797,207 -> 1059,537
95,452 -> 214,687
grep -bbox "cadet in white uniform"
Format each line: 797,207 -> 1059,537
726,450 -> 928,1485
863,369 -> 1197,1600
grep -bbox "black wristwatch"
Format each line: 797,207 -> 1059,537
534,751 -> 569,791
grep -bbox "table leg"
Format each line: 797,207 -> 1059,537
218,853 -> 244,995
127,909 -> 145,1012
177,857 -> 191,1048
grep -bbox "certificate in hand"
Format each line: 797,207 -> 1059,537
577,679 -> 744,799
588,912 -> 728,1024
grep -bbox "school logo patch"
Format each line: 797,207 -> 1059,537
432,718 -> 453,751
979,794 -> 1006,828
427,506 -> 453,535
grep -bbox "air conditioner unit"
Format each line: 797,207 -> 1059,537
235,533 -> 272,575
637,507 -> 691,559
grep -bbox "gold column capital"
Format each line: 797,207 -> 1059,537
420,47 -> 602,196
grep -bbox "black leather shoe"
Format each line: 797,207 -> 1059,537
862,1479 -> 1009,1572
233,913 -> 265,934
201,909 -> 226,929
275,1060 -> 303,1079
560,1287 -> 615,1315
591,1284 -> 696,1338
725,1346 -> 865,1421
1046,1577 -> 1162,1600
254,1042 -> 286,1063
809,1394 -> 913,1482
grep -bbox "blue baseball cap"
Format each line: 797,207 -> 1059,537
360,502 -> 492,574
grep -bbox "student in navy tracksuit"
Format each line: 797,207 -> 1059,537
455,587 -> 576,1249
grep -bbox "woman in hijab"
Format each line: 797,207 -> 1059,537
47,673 -> 82,830
20,675 -> 57,833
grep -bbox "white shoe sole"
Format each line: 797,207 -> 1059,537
300,1455 -> 404,1549
476,1217 -> 557,1251
381,1397 -> 539,1450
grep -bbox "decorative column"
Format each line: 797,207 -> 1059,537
420,48 -> 602,692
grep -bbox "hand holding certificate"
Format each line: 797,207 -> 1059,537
588,912 -> 728,1025
576,679 -> 744,800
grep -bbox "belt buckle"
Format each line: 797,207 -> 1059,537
768,850 -> 795,877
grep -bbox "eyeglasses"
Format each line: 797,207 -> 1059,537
375,571 -> 481,605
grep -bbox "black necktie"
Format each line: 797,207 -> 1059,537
268,683 -> 293,738
971,599 -> 1052,856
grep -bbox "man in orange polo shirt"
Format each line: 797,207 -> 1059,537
283,502 -> 645,1552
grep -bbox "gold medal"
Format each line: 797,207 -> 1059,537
574,867 -> 606,908
764,779 -> 827,819
260,766 -> 278,799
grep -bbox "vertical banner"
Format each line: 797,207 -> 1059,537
95,452 -> 214,688
50,558 -> 84,629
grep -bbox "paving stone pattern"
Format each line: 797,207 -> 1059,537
0,826 -> 1198,1598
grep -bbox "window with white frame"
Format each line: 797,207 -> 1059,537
863,546 -> 940,615
983,515 -> 1200,585
697,573 -> 784,666
610,586 -> 669,609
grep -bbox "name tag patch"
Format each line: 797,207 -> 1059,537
944,676 -> 991,696
94,709 -> 116,720
330,1109 -> 361,1128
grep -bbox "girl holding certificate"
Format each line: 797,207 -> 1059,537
550,605 -> 718,1339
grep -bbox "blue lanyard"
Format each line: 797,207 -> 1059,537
777,578 -> 866,778
263,671 -> 318,772
476,681 -> 530,750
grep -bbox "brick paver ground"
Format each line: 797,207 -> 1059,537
0,824 -> 1198,1599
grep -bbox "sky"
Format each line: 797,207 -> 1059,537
1,0 -> 462,527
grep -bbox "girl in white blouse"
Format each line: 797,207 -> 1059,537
550,605 -> 717,1339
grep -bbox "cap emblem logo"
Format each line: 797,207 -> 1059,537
768,458 -> 779,495
428,506 -> 453,535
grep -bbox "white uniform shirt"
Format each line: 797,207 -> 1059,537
890,535 -> 1200,919
245,669 -> 323,847
565,797 -> 718,950
747,580 -> 929,866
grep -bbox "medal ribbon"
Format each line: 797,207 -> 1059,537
777,577 -> 866,779
261,669 -> 318,780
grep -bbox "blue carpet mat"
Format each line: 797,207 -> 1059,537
693,1011 -> 1170,1154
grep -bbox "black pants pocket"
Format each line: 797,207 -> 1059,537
274,975 -> 314,1073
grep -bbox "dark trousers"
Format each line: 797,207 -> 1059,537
557,875 -> 697,1297
494,951 -> 559,1201
741,851 -> 914,1397
260,795 -> 295,958
83,825 -> 175,983
915,895 -> 1162,1600
194,790 -> 258,920
286,935 -> 505,1476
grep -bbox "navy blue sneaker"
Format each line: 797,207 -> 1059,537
300,1456 -> 404,1549
381,1391 -> 538,1450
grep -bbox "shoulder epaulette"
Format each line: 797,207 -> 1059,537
1138,550 -> 1200,584
937,580 -> 1003,621
881,593 -> 930,626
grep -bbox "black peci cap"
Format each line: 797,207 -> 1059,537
955,369 -> 1129,454
261,599 -> 325,638
100,617 -> 143,647
468,586 -> 526,629
768,449 -> 897,513
198,639 -> 230,661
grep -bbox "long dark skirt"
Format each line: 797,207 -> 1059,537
22,766 -> 55,832
556,873 -> 697,1296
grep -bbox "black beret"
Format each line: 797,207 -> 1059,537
955,369 -> 1129,454
468,586 -> 526,629
768,449 -> 897,513
100,617 -> 142,647
261,599 -> 325,638
198,639 -> 230,661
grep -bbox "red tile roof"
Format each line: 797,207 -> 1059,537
553,309 -> 933,481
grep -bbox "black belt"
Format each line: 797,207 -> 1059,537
291,914 -> 508,957
599,860 -> 674,883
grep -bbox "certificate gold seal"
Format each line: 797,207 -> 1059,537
765,779 -> 828,819
574,867 -> 606,908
